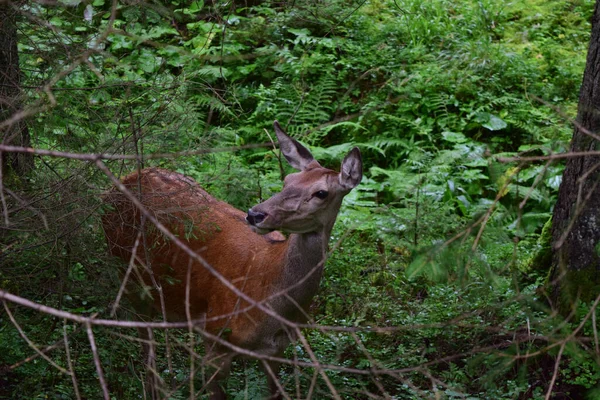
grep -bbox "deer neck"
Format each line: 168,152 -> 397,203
276,224 -> 334,314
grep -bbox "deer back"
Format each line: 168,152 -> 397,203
102,167 -> 289,346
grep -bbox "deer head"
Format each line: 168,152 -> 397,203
246,121 -> 362,235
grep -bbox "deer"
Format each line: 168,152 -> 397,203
101,121 -> 363,399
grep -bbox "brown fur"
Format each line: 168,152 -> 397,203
102,167 -> 289,346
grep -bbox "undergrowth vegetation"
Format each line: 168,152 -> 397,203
1,0 -> 599,398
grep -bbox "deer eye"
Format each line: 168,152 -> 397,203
314,190 -> 329,199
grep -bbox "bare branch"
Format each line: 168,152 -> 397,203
0,143 -> 271,162
86,322 -> 110,400
2,300 -> 70,375
63,323 -> 82,400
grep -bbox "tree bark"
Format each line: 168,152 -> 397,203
550,0 -> 600,308
0,3 -> 33,176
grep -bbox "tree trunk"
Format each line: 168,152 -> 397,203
0,3 -> 33,177
550,0 -> 600,309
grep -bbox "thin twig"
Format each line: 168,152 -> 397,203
350,332 -> 392,399
63,322 -> 82,400
0,288 -> 201,328
296,328 -> 341,400
3,301 -> 70,375
0,151 -> 9,226
0,287 -> 425,376
261,360 -> 292,400
594,308 -> 600,357
110,229 -> 143,317
545,342 -> 565,400
306,368 -> 319,400
185,258 -> 196,399
86,322 -> 110,400
0,143 -> 271,162
4,187 -> 49,229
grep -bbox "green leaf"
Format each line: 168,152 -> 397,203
136,50 -> 160,73
142,26 -> 179,41
475,112 -> 507,131
177,0 -> 205,15
310,143 -> 354,160
547,175 -> 562,189
49,17 -> 65,27
108,34 -> 133,50
188,0 -> 204,13
441,131 -> 468,143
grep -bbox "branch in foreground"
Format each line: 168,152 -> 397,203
0,143 -> 271,161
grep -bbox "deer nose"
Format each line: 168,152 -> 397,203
246,209 -> 266,225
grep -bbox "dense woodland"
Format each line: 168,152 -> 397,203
1,0 -> 600,398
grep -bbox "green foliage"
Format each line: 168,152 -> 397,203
2,0 -> 598,398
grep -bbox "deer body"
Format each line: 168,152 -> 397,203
102,121 -> 362,399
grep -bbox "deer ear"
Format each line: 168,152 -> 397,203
274,120 -> 316,171
339,147 -> 362,190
